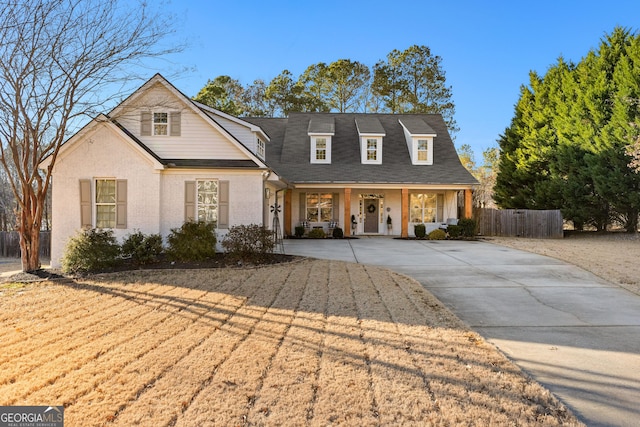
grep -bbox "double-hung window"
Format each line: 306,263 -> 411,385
257,137 -> 265,159
311,136 -> 331,163
197,180 -> 218,224
141,111 -> 181,137
153,112 -> 168,135
359,136 -> 383,164
366,138 -> 378,161
417,139 -> 429,162
84,178 -> 126,229
95,179 -> 116,228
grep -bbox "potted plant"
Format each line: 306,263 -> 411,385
386,215 -> 392,230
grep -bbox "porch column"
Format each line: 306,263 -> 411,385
401,188 -> 409,238
344,188 -> 351,236
284,190 -> 292,237
464,189 -> 473,219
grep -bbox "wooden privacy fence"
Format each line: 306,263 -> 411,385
475,209 -> 563,239
0,231 -> 51,258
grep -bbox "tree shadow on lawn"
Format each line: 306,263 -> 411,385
36,259 -> 582,425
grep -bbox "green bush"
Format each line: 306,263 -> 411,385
414,223 -> 426,238
428,229 -> 446,240
458,218 -> 478,238
447,224 -> 462,239
308,228 -> 326,239
121,230 -> 163,265
294,225 -> 305,238
166,221 -> 217,261
61,228 -> 121,274
332,227 -> 344,239
221,224 -> 275,263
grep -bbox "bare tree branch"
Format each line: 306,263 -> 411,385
0,0 -> 182,271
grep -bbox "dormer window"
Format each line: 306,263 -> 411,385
417,139 -> 429,162
399,118 -> 436,165
361,137 -> 383,164
356,117 -> 385,165
308,117 -> 335,164
257,136 -> 265,160
311,136 -> 331,163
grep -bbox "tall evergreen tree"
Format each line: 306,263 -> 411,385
495,27 -> 640,231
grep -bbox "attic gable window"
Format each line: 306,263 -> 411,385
141,111 -> 181,137
153,112 -> 168,135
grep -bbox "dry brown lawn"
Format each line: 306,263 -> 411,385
0,259 -> 581,426
489,233 -> 640,296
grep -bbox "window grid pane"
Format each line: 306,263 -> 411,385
153,112 -> 168,135
197,180 -> 218,225
417,140 -> 428,161
96,179 -> 116,228
306,193 -> 332,222
409,193 -> 437,223
315,138 -> 326,160
367,138 -> 377,160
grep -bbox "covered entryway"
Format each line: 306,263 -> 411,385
359,194 -> 384,234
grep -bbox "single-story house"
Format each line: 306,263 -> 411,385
41,74 -> 477,267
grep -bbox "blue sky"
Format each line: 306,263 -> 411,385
155,0 -> 640,163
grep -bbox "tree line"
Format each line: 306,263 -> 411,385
495,27 -> 640,232
192,45 -> 459,135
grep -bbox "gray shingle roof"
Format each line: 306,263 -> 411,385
246,113 -> 477,186
355,117 -> 385,135
398,116 -> 436,135
307,116 -> 335,134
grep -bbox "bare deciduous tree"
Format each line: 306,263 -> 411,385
0,0 -> 181,271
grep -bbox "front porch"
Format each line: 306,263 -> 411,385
274,186 -> 473,238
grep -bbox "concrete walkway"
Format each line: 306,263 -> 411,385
284,237 -> 640,427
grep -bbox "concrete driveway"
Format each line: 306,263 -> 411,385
284,237 -> 640,427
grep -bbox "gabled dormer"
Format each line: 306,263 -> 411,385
308,116 -> 335,164
399,117 -> 437,165
355,117 -> 385,164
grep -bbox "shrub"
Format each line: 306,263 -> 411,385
166,221 -> 217,261
414,223 -> 426,238
121,230 -> 163,265
447,224 -> 462,239
458,218 -> 478,238
294,225 -> 305,238
308,228 -> 326,239
61,228 -> 120,274
222,224 -> 275,263
332,227 -> 344,239
428,229 -> 446,240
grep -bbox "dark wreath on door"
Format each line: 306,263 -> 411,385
364,199 -> 378,233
